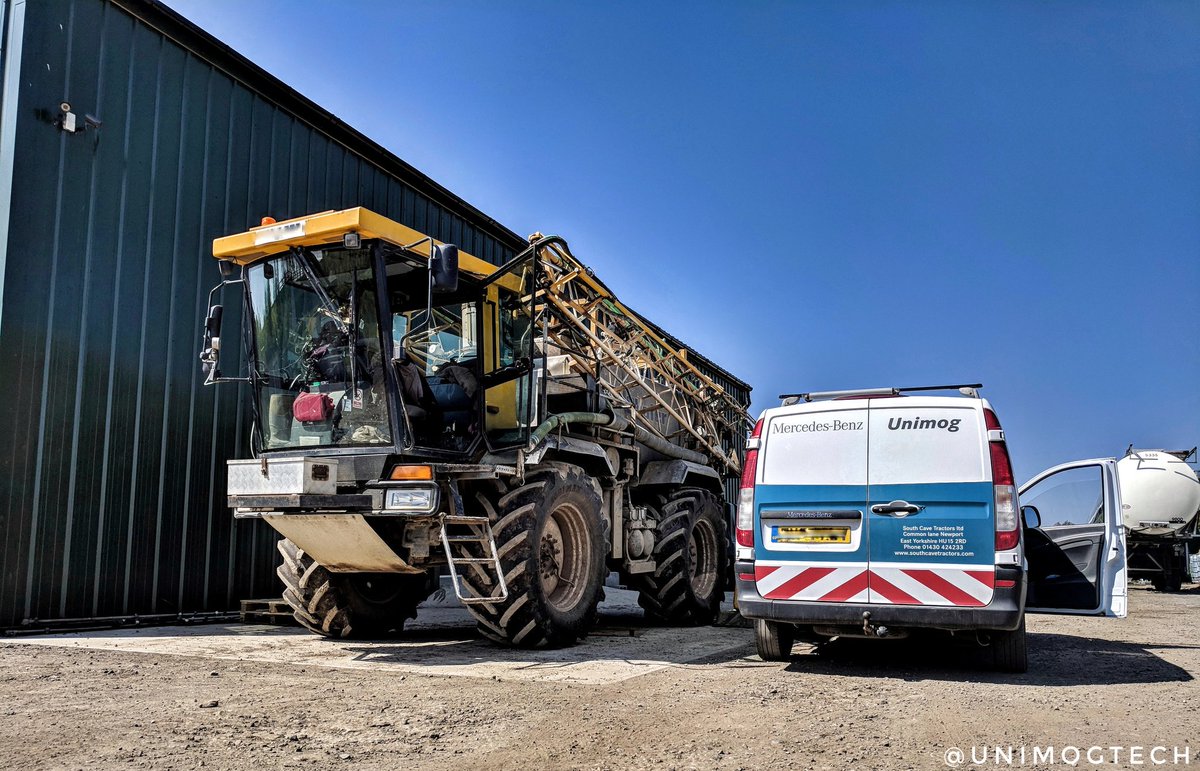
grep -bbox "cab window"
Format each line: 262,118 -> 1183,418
497,289 -> 532,368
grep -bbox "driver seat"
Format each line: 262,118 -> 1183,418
394,357 -> 439,424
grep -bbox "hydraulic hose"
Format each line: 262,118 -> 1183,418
528,411 -> 708,465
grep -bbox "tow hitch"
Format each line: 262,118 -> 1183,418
814,613 -> 909,640
862,611 -> 886,638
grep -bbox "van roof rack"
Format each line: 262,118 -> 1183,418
779,383 -> 983,405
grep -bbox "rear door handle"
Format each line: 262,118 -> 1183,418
870,500 -> 924,517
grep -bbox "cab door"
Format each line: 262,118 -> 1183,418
1019,459 -> 1127,617
752,402 -> 871,602
865,398 -> 996,607
479,252 -> 537,450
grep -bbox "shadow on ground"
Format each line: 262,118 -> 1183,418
333,607 -> 751,671
781,631 -> 1196,685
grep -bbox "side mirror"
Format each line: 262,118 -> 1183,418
431,243 -> 459,293
200,304 -> 223,381
1021,505 -> 1041,529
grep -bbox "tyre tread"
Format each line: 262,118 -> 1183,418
463,465 -> 606,648
274,538 -> 431,639
992,616 -> 1028,673
634,487 -> 728,625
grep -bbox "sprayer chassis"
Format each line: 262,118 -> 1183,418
206,208 -> 747,644
230,427 -> 730,645
230,430 -> 723,576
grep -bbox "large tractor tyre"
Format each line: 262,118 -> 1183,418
460,464 -> 608,648
636,487 -> 728,625
276,539 -> 436,639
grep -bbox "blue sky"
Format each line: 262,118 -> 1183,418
165,0 -> 1199,481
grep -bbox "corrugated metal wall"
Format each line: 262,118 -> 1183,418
0,0 -> 750,630
0,0 -> 520,629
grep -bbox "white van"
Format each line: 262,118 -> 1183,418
735,384 -> 1127,672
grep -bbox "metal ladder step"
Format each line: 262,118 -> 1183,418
443,515 -> 490,524
439,514 -> 509,606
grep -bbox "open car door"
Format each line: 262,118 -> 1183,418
1019,458 -> 1127,617
478,250 -> 537,450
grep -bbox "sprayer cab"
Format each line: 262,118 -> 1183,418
203,207 -> 537,457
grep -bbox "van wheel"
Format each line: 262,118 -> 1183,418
636,487 -> 728,625
991,616 -> 1028,673
755,619 -> 794,661
461,464 -> 608,648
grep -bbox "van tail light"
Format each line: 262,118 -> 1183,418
994,485 -> 1018,551
736,419 -> 763,548
986,408 -> 1019,551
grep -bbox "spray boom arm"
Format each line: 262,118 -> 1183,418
528,235 -> 750,474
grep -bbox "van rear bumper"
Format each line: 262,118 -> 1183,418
735,563 -> 1026,632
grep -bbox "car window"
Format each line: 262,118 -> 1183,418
1022,466 -> 1104,527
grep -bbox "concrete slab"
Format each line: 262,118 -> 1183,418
6,587 -> 752,685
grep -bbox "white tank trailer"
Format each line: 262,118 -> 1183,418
1118,448 -> 1200,592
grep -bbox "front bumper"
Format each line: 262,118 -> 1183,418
736,562 -> 1027,632
228,493 -> 374,512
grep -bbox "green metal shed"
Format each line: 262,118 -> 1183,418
0,0 -> 750,630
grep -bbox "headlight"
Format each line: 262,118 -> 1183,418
384,486 -> 438,513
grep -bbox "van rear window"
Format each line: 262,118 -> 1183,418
868,405 -> 986,484
761,407 -> 868,486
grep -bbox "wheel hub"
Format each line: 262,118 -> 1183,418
540,532 -> 563,591
538,502 -> 592,613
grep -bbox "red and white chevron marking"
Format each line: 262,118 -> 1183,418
754,562 -> 995,606
754,563 -> 869,603
869,564 -> 994,607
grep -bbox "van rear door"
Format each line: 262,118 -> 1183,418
865,397 -> 996,606
753,402 -> 870,602
1019,459 -> 1128,617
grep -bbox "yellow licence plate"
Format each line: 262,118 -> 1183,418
773,525 -> 850,544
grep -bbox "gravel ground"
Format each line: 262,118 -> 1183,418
1,584 -> 1197,770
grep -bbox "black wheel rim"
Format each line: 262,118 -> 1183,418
687,516 -> 720,599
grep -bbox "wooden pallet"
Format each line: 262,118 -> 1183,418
240,598 -> 297,626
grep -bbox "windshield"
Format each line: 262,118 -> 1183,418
247,247 -> 392,450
